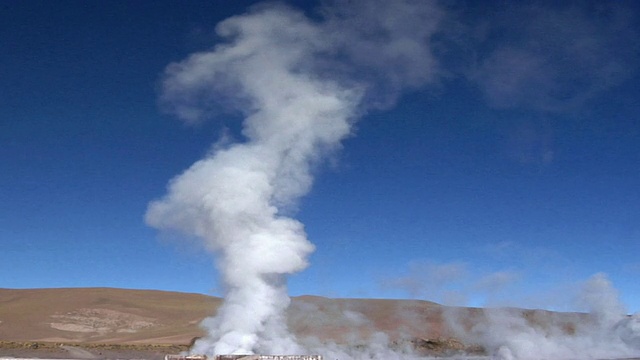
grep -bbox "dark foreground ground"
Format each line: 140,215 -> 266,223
0,341 -> 188,360
0,340 -> 480,359
1,341 -> 639,360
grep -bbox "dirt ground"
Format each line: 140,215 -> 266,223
0,341 -> 189,360
0,339 -> 481,359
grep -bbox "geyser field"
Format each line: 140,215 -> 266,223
139,0 -> 640,359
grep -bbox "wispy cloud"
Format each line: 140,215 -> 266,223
380,260 -> 522,307
380,260 -> 469,305
468,2 -> 639,112
473,271 -> 521,293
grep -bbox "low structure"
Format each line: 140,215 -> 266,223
216,357 -> 321,360
165,355 -> 322,360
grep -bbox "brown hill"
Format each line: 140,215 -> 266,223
0,288 -> 456,346
0,287 -> 588,358
0,288 -> 219,345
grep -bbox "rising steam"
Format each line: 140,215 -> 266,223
443,273 -> 640,360
146,0 -> 441,355
146,0 -> 640,359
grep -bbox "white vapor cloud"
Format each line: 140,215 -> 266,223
147,0 -> 443,356
445,273 -> 640,360
575,272 -> 627,327
319,0 -> 443,106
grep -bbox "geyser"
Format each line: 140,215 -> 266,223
146,0 -> 441,356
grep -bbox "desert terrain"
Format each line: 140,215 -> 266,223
0,288 -> 588,359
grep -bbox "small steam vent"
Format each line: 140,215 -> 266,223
165,355 -> 322,360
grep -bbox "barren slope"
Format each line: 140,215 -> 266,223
0,288 -> 219,344
0,288 -> 454,346
0,287 -> 587,353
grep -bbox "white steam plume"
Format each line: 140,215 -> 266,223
146,1 -> 441,356
445,273 -> 640,360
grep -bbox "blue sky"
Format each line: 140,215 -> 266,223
1,1 -> 639,313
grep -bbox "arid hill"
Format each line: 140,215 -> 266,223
0,288 -> 219,345
0,288 -> 460,345
0,287 -> 590,358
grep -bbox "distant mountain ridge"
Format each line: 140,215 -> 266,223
0,287 -> 585,354
0,288 -> 460,345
